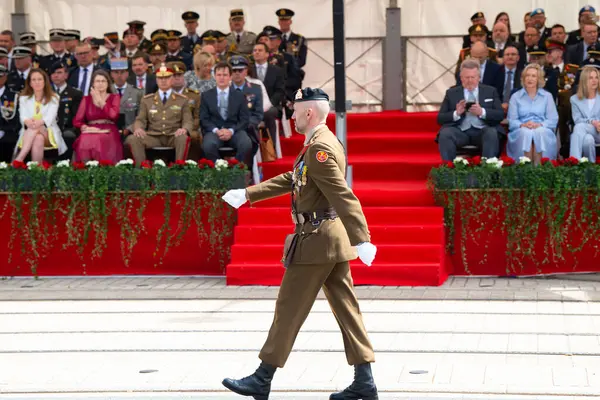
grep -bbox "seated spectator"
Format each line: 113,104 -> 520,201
507,64 -> 558,163
455,41 -> 504,97
72,70 -> 122,162
230,55 -> 262,154
567,6 -> 598,46
570,65 -> 600,160
566,21 -> 598,66
493,12 -> 517,43
0,65 -> 19,162
200,62 -> 252,163
49,61 -> 83,161
461,12 -> 493,49
109,58 -> 143,134
184,51 -> 216,93
67,42 -> 98,96
14,68 -> 67,162
437,59 -> 503,161
126,64 -> 193,165
127,54 -> 157,94
526,44 -> 559,102
7,46 -> 33,93
499,44 -> 523,110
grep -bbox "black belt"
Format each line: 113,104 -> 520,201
301,208 -> 338,223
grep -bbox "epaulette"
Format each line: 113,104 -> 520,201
143,93 -> 154,98
187,88 -> 199,94
173,92 -> 187,98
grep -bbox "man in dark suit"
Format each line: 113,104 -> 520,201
49,61 -> 83,161
438,59 -> 504,161
127,54 -> 158,94
567,6 -> 598,46
251,43 -> 285,113
492,22 -> 527,69
67,42 -> 99,96
0,65 -> 20,162
201,62 -> 252,163
455,42 -> 504,97
180,11 -> 201,54
499,44 -> 523,108
566,21 -> 599,66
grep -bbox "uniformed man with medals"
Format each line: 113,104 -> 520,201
221,87 -> 379,400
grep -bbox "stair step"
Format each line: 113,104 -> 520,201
234,224 -> 443,245
237,207 -> 444,225
226,262 -> 446,286
230,243 -> 443,264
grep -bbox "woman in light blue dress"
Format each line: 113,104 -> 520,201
570,65 -> 600,160
507,63 -> 558,164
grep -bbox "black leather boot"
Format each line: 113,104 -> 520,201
330,363 -> 378,400
222,362 -> 276,400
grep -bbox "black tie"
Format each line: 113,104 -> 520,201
236,87 -> 242,91
117,88 -> 123,97
236,34 -> 241,44
162,93 -> 167,104
79,68 -> 88,93
20,72 -> 24,80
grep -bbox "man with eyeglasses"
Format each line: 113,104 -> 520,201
498,44 -> 523,112
67,42 -> 98,96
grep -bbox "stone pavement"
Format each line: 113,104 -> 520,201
1,275 -> 600,398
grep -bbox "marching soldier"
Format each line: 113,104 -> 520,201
276,8 -> 307,69
221,87 -> 378,400
180,11 -> 201,54
126,63 -> 193,165
226,9 -> 257,55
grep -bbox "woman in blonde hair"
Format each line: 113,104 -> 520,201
14,68 -> 67,162
184,51 -> 216,93
507,63 -> 558,164
570,65 -> 600,160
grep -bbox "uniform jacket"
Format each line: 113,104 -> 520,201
199,87 -> 250,135
40,52 -> 77,73
181,34 -> 201,54
247,125 -> 370,265
117,84 -> 143,131
178,87 -> 201,138
6,69 -> 27,93
0,87 -> 20,140
232,81 -> 263,128
17,94 -> 67,154
133,91 -> 194,136
226,31 -> 258,55
166,51 -> 193,71
280,31 -> 307,68
55,85 -> 83,132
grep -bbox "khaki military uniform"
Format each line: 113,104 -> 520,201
127,91 -> 194,164
246,124 -> 375,368
454,47 -> 498,76
557,64 -> 578,158
226,31 -> 257,55
180,87 -> 202,159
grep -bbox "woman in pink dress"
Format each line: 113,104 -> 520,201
72,69 -> 122,162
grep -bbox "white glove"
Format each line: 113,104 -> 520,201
356,242 -> 377,267
222,189 -> 248,209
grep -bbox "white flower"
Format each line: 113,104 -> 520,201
494,160 -> 504,169
485,157 -> 499,164
86,160 -> 99,167
519,156 -> 531,164
153,159 -> 166,167
580,157 -> 589,163
56,160 -> 70,168
116,158 -> 134,166
0,162 -> 7,169
453,156 -> 469,165
26,161 -> 38,169
215,159 -> 229,171
185,160 -> 198,166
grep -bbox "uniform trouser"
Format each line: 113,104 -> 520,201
125,134 -> 189,165
570,122 -> 600,160
558,92 -> 573,159
259,261 -> 375,368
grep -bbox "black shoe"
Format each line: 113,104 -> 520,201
222,362 -> 276,400
330,363 -> 378,400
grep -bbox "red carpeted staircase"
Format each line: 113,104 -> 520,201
226,111 -> 452,286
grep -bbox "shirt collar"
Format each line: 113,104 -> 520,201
159,89 -> 172,99
57,83 -> 67,93
233,82 -> 245,91
218,86 -> 230,95
304,123 -> 326,145
115,83 -> 127,90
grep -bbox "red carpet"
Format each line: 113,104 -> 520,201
226,111 -> 451,286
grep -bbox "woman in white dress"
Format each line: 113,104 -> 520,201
13,68 -> 66,162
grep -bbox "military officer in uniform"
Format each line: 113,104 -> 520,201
128,20 -> 152,54
110,58 -> 143,134
212,31 -> 232,64
165,30 -> 193,71
180,11 -> 201,54
226,9 -> 257,55
276,8 -> 308,69
126,63 -> 193,165
0,65 -> 20,162
41,29 -> 76,73
7,46 -> 32,94
48,61 -> 83,160
19,32 -> 41,69
168,61 -> 201,143
455,24 -> 498,76
221,87 -> 379,400
149,43 -> 167,73
461,12 -> 494,49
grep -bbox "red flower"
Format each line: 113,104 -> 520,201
198,158 -> 214,169
444,161 -> 454,169
551,160 -> 560,167
174,160 -> 186,166
228,159 -> 240,167
41,161 -> 51,170
470,156 -> 482,166
11,160 -> 26,169
563,156 -> 579,166
140,160 -> 152,169
541,157 -> 551,165
500,156 -> 515,166
72,162 -> 86,170
99,159 -> 114,167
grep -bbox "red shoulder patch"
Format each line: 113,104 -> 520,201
316,151 -> 328,163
